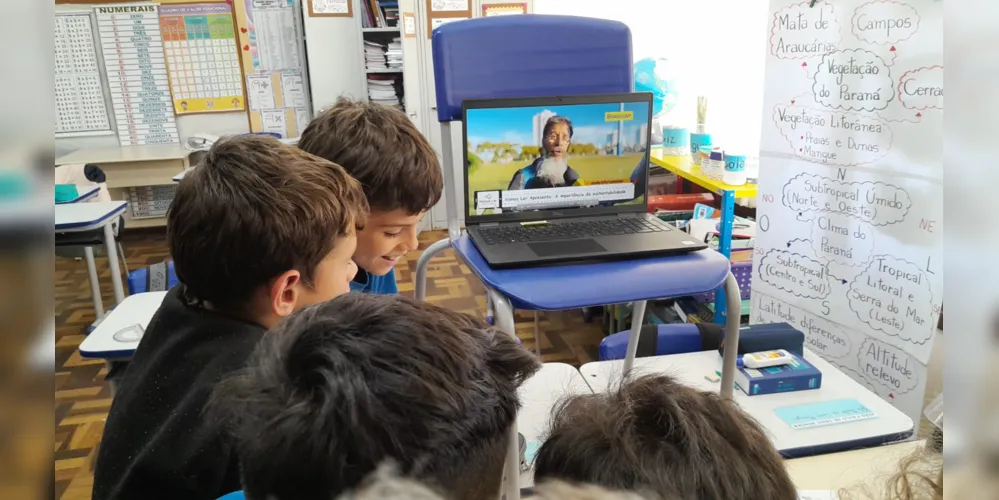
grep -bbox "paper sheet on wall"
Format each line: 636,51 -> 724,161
159,3 -> 247,115
96,4 -> 180,146
55,13 -> 114,137
260,109 -> 287,137
235,0 -> 312,137
310,0 -> 349,15
752,0 -> 942,423
431,16 -> 466,29
430,0 -> 468,12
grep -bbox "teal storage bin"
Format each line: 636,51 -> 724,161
55,184 -> 80,203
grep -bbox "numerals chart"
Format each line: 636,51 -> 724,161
96,4 -> 179,146
160,3 -> 246,114
55,13 -> 113,136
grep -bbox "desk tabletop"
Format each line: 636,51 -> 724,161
579,349 -> 913,458
79,291 -> 168,359
516,362 -> 593,488
55,201 -> 127,231
451,233 -> 731,310
788,440 -> 927,490
173,167 -> 194,182
650,150 -> 758,198
55,184 -> 99,204
56,144 -> 191,165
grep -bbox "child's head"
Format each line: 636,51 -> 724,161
167,135 -> 367,327
298,98 -> 442,276
534,374 -> 797,500
211,293 -> 540,500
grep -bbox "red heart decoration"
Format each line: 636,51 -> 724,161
791,99 -> 795,104
240,27 -> 247,33
243,44 -> 250,51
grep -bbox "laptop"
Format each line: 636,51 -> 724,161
462,92 -> 708,269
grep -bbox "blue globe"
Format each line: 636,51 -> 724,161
634,57 -> 678,117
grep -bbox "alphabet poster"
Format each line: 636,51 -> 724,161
752,0 -> 941,423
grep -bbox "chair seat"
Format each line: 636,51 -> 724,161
599,323 -> 703,361
450,234 -> 730,311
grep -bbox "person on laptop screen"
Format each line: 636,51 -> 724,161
507,116 -> 581,190
466,101 -> 650,216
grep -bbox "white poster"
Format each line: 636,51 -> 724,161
753,0 -> 942,423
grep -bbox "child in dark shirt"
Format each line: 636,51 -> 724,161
91,135 -> 368,500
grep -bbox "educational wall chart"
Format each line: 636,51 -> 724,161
160,3 -> 246,115
96,4 -> 180,145
55,13 -> 114,137
752,0 -> 942,423
236,0 -> 312,137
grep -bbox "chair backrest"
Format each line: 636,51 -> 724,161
431,15 -> 634,123
430,15 -> 634,238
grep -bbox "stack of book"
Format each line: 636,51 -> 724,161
367,75 -> 402,110
364,40 -> 386,71
386,38 -> 402,70
361,0 -> 398,28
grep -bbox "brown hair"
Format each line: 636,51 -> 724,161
167,135 -> 367,311
534,374 -> 797,500
209,293 -> 541,500
838,447 -> 943,500
298,98 -> 442,214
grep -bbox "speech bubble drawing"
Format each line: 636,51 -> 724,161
813,49 -> 895,112
848,256 -> 935,344
832,362 -> 879,393
770,2 -> 841,59
758,249 -> 831,300
810,213 -> 875,266
782,173 -> 911,226
897,65 -> 943,110
851,0 -> 920,45
856,337 -> 920,394
773,105 -> 893,166
753,293 -> 852,359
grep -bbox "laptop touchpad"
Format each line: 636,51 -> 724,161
528,239 -> 606,257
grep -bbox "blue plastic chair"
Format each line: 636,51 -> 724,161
127,261 -> 179,295
599,323 -> 703,361
217,491 -> 244,500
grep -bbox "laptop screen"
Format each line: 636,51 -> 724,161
464,98 -> 651,218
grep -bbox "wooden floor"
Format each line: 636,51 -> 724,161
53,229 -> 606,500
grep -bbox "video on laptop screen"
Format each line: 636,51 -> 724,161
465,101 -> 650,217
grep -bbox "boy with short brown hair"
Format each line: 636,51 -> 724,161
92,135 -> 368,500
534,374 -> 797,500
298,98 -> 443,294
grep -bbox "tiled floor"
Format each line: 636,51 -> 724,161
53,229 -> 606,500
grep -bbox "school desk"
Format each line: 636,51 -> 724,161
79,291 -> 167,361
55,184 -> 99,204
649,150 -> 758,323
56,144 -> 191,228
580,349 -> 914,458
516,363 -> 593,487
55,201 -> 129,316
788,440 -> 927,490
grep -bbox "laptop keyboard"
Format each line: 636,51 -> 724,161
478,217 -> 670,245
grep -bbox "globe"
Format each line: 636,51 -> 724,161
633,57 -> 678,117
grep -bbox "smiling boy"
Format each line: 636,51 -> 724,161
298,98 -> 443,294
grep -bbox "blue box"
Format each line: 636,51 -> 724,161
734,352 -> 822,396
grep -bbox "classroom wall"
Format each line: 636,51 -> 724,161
54,1 -> 251,157
534,0 -> 770,155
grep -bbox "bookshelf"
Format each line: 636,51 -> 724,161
359,0 -> 404,110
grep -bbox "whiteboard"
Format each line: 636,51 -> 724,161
752,0 -> 942,423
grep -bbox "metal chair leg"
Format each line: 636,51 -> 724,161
117,242 -> 129,276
